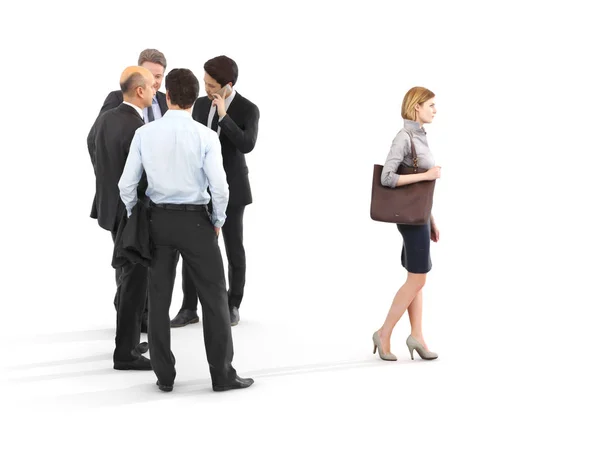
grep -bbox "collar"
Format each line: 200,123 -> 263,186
163,109 -> 193,118
403,119 -> 426,134
122,101 -> 144,119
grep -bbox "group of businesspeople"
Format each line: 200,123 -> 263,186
87,48 -> 442,393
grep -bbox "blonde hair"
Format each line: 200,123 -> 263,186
401,87 -> 435,120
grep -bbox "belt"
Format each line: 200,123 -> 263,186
150,200 -> 208,212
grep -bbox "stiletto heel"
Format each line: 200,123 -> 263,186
372,332 -> 397,361
406,335 -> 438,360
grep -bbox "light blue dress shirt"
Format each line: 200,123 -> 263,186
143,95 -> 162,123
118,110 -> 229,227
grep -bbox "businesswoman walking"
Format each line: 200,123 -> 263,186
373,86 -> 441,361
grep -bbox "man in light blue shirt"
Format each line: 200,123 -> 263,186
119,100 -> 229,226
118,68 -> 254,393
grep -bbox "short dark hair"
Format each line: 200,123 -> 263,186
120,72 -> 147,94
204,55 -> 238,86
138,48 -> 167,69
165,68 -> 199,109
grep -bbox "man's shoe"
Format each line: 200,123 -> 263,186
230,306 -> 240,326
156,380 -> 173,392
113,355 -> 152,371
135,342 -> 149,354
212,375 -> 254,392
170,309 -> 200,328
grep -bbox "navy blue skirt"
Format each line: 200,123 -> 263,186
397,221 -> 432,274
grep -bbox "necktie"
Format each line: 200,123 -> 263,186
147,105 -> 155,122
211,106 -> 219,131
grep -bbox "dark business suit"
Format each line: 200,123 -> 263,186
87,103 -> 148,364
187,92 -> 259,311
90,90 -> 167,221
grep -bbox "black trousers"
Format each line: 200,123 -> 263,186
110,231 -> 148,362
181,204 -> 246,311
112,247 -> 149,321
148,205 -> 237,385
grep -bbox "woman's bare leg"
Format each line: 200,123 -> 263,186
407,290 -> 430,351
377,273 -> 426,353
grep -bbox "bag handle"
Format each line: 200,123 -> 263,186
404,130 -> 418,172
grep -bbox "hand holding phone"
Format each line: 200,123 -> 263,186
215,84 -> 232,98
212,84 -> 232,117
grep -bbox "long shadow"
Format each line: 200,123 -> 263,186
6,367 -> 116,383
28,357 -> 423,408
16,328 -> 115,345
5,353 -> 113,371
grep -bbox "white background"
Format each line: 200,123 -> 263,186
1,0 -> 599,448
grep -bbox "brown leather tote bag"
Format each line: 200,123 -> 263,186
370,132 -> 435,224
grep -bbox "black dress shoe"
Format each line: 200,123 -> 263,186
156,380 -> 173,392
135,342 -> 149,354
230,306 -> 240,326
170,309 -> 200,328
213,375 -> 254,392
114,355 -> 152,371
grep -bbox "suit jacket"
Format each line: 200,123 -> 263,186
192,92 -> 259,207
87,103 -> 147,232
99,90 -> 168,116
112,202 -> 152,269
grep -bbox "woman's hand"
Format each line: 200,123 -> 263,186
430,223 -> 440,242
425,166 -> 441,181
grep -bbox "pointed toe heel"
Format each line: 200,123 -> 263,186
406,335 -> 438,360
372,332 -> 397,361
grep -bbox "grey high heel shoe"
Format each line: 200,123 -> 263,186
372,332 -> 397,361
406,335 -> 438,360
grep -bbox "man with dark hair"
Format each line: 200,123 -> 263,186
87,66 -> 156,370
119,68 -> 254,392
171,55 -> 259,328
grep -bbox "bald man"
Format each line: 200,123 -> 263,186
95,49 -> 169,334
87,66 -> 155,370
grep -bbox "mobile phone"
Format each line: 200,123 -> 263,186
215,84 -> 232,98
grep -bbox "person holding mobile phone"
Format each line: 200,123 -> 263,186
169,55 -> 260,328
